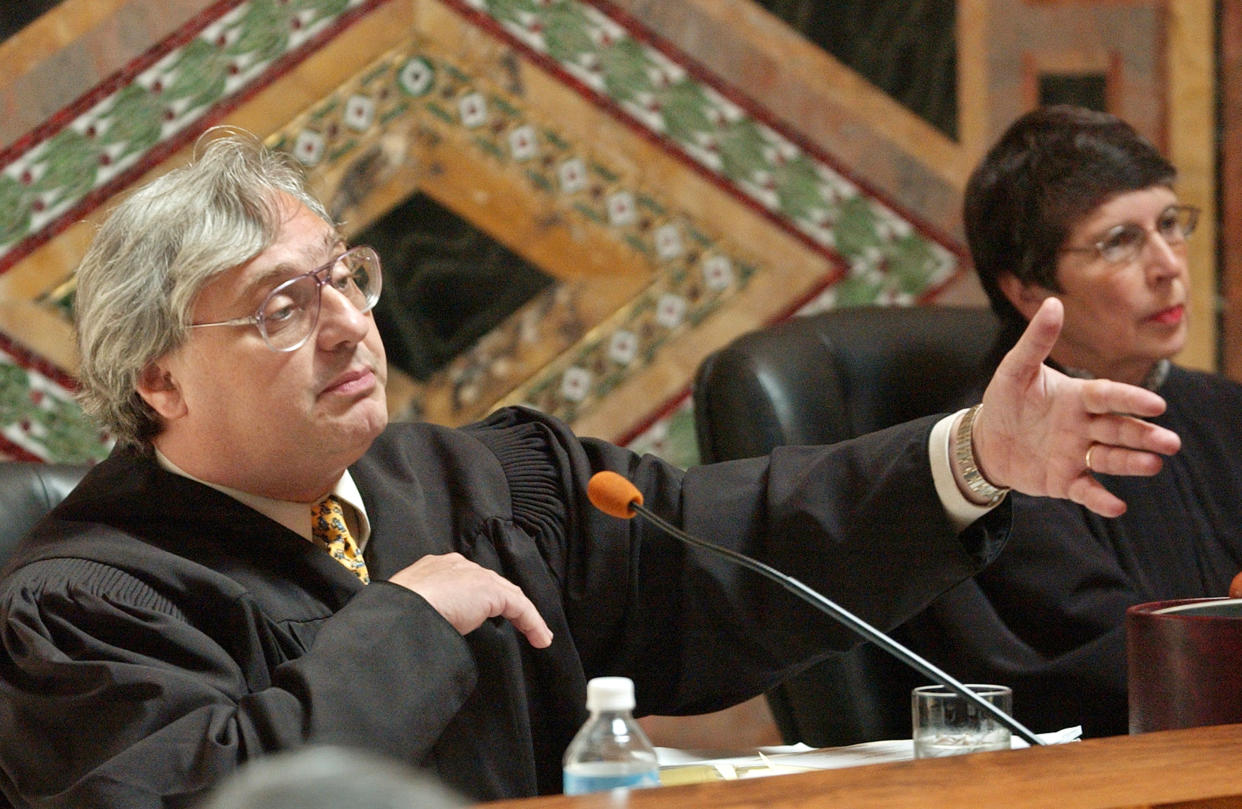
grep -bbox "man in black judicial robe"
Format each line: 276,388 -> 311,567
0,131 -> 1179,808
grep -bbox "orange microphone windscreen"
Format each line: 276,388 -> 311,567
587,471 -> 643,519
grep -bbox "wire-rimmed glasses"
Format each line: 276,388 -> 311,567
189,245 -> 382,352
1060,205 -> 1200,265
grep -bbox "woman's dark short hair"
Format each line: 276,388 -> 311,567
964,105 -> 1176,341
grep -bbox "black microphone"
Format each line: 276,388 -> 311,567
586,470 -> 1045,747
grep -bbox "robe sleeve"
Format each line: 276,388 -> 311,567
898,494 -> 1137,737
0,557 -> 471,808
470,407 -> 1011,716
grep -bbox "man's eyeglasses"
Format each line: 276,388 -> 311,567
1060,205 -> 1200,265
189,245 -> 382,352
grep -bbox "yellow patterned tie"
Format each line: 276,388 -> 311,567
310,495 -> 370,584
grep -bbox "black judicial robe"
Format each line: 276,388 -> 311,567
0,406 -> 1007,808
898,365 -> 1242,738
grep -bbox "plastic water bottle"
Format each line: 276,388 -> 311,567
562,676 -> 660,795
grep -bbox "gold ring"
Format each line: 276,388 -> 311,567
1084,445 -> 1096,471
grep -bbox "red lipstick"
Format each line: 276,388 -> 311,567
1149,305 -> 1184,326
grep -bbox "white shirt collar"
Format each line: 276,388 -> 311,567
153,450 -> 371,550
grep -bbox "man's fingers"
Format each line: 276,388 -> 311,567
975,301 -> 1181,516
1067,475 -> 1127,518
1084,443 -> 1166,477
1080,378 -> 1170,419
394,553 -> 553,649
486,573 -> 554,648
1000,297 -> 1064,384
1088,411 -> 1181,457
501,597 -> 554,649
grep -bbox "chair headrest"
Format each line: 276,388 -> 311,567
0,461 -> 89,567
693,306 -> 1001,463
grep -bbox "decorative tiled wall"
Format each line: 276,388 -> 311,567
8,0 -> 1200,469
0,0 -> 969,467
0,0 -> 391,462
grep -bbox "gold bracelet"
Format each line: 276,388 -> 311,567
953,404 -> 1009,506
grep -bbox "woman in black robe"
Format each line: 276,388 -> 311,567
899,105 -> 1242,738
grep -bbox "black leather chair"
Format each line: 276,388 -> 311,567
692,305 -> 1001,747
0,462 -> 89,808
0,461 -> 89,568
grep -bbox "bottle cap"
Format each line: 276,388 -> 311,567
586,676 -> 635,712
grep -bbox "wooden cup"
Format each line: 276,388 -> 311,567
1127,597 -> 1242,733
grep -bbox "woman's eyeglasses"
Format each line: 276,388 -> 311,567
1060,205 -> 1200,265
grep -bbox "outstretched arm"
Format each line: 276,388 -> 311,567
971,297 -> 1181,517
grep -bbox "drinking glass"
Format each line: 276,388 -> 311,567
912,684 -> 1012,758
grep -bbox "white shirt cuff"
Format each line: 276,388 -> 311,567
930,409 -> 1000,532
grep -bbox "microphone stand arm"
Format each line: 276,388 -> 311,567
629,501 -> 1045,747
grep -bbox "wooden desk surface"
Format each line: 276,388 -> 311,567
485,723 -> 1242,809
